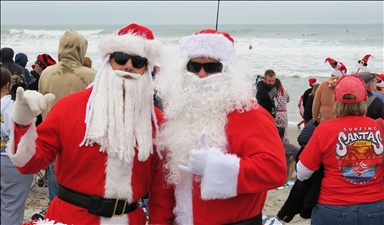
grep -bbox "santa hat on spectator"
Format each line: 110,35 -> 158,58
32,54 -> 56,70
355,54 -> 373,71
179,29 -> 237,62
308,77 -> 320,88
376,74 -> 384,87
81,23 -> 162,148
324,57 -> 347,76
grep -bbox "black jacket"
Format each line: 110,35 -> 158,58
0,47 -> 26,92
366,91 -> 384,120
256,81 -> 275,117
277,145 -> 324,222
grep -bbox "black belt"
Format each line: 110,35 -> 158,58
57,184 -> 138,218
225,212 -> 262,225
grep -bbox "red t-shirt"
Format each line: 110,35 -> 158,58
299,115 -> 384,205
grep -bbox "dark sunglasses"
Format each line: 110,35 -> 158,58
110,52 -> 148,69
186,61 -> 223,74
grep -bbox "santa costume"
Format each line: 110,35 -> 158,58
7,24 -> 174,225
154,29 -> 286,224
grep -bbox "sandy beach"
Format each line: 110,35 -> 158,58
23,126 -> 310,224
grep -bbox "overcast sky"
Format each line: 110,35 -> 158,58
1,1 -> 383,25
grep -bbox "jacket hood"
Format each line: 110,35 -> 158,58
58,29 -> 88,64
0,47 -> 15,63
15,53 -> 28,67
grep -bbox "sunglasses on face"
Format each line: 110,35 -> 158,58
110,52 -> 148,69
186,61 -> 223,74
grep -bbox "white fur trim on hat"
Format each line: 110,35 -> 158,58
99,31 -> 162,67
179,33 -> 236,62
331,67 -> 344,76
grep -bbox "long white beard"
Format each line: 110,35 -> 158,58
87,64 -> 153,166
154,59 -> 256,184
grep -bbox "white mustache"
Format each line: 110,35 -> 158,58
114,70 -> 142,80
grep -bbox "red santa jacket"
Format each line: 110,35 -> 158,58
7,88 -> 174,225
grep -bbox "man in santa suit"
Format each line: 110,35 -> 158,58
7,23 -> 174,225
154,29 -> 287,225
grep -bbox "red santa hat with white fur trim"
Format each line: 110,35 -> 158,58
324,57 -> 347,76
376,74 -> 384,87
308,77 -> 320,88
355,54 -> 373,71
179,29 -> 237,62
98,23 -> 162,67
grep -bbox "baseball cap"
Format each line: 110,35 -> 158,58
334,75 -> 367,104
357,71 -> 376,84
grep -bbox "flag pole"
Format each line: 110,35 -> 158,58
215,0 -> 220,31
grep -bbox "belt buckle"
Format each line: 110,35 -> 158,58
113,198 -> 128,216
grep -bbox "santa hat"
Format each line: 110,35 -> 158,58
32,54 -> 56,70
324,57 -> 347,76
98,23 -> 161,67
355,54 -> 373,71
376,74 -> 384,87
335,75 -> 367,104
81,23 -> 162,149
179,29 -> 236,62
308,77 -> 320,88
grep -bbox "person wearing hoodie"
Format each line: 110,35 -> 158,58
15,52 -> 32,84
30,29 -> 96,220
0,47 -> 26,95
312,58 -> 347,126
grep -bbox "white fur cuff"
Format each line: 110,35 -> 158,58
201,152 -> 240,200
7,121 -> 37,167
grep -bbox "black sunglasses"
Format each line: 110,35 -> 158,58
186,61 -> 223,74
110,52 -> 148,69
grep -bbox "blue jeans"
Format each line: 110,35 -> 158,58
311,200 -> 384,225
47,162 -> 58,202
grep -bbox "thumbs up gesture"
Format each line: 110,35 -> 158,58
178,134 -> 221,176
12,87 -> 55,126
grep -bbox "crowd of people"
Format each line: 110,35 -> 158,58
1,23 -> 383,225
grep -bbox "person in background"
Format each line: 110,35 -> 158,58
357,71 -> 384,119
372,73 -> 384,102
276,126 -> 299,184
375,74 -> 384,95
1,67 -> 34,225
256,69 -> 278,118
297,75 -> 384,225
155,28 -> 286,224
0,47 -> 26,95
303,83 -> 320,123
82,56 -> 97,72
302,77 -> 320,123
31,29 -> 97,220
15,52 -> 32,85
274,78 -> 290,142
312,57 -> 347,126
7,23 -> 174,225
297,94 -> 305,129
27,54 -> 57,128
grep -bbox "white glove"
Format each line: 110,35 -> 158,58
178,134 -> 221,176
12,87 -> 55,126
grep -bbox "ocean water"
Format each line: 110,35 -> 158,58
1,23 -> 383,127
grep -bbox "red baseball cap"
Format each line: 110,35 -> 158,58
334,75 -> 368,104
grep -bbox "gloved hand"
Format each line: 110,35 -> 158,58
178,134 -> 221,176
12,87 -> 55,126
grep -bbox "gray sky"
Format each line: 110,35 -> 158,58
1,1 -> 383,25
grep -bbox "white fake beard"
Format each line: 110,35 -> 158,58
155,60 -> 256,184
87,64 -> 153,166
